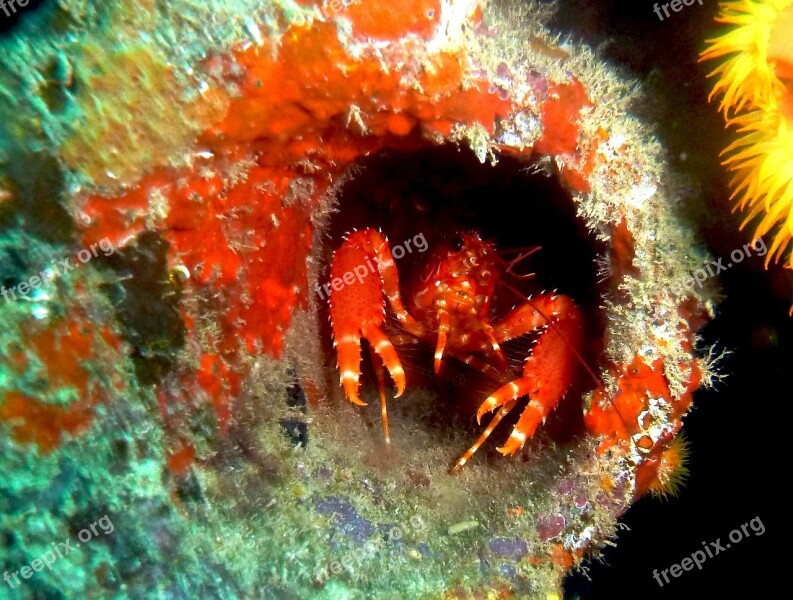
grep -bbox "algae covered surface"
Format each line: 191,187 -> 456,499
0,1 -> 721,598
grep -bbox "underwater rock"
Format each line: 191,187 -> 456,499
0,0 -> 717,597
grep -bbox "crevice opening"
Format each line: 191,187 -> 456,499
318,144 -> 605,467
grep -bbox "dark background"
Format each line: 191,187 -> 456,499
547,1 -> 788,598
0,0 -> 44,34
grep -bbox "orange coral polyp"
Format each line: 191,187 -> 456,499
768,5 -> 793,119
702,0 -> 793,275
768,5 -> 793,70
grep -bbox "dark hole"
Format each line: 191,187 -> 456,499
3,530 -> 16,548
175,472 -> 205,505
0,0 -> 47,35
285,368 -> 308,411
100,232 -> 186,385
111,438 -> 130,469
320,144 -> 605,463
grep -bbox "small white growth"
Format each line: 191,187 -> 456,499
428,0 -> 478,53
32,306 -> 49,320
244,17 -> 263,46
625,180 -> 658,209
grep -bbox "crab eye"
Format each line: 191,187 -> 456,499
450,235 -> 464,252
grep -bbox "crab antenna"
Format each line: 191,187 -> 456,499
419,257 -> 442,283
497,246 -> 542,280
497,244 -> 543,255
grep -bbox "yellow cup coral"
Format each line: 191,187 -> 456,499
647,434 -> 690,499
701,0 -> 793,274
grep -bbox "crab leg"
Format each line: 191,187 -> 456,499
373,237 -> 424,338
329,229 -> 422,437
483,324 -> 507,369
451,399 -> 518,472
367,344 -> 392,446
433,309 -> 451,374
335,331 -> 367,406
445,349 -> 510,381
492,294 -> 573,343
453,294 -> 583,469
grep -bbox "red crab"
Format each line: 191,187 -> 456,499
327,228 -> 583,470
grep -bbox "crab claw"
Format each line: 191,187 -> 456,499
329,230 -> 407,407
476,381 -> 526,425
453,294 -> 583,471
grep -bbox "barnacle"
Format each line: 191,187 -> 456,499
701,0 -> 793,270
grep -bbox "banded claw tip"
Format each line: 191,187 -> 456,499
497,431 -> 527,456
347,393 -> 368,407
496,444 -> 514,456
476,397 -> 498,424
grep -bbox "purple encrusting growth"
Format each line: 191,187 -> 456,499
536,514 -> 566,541
596,474 -> 631,513
313,467 -> 334,485
315,496 -> 376,544
526,70 -> 549,100
489,537 -> 530,557
416,542 -> 432,557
